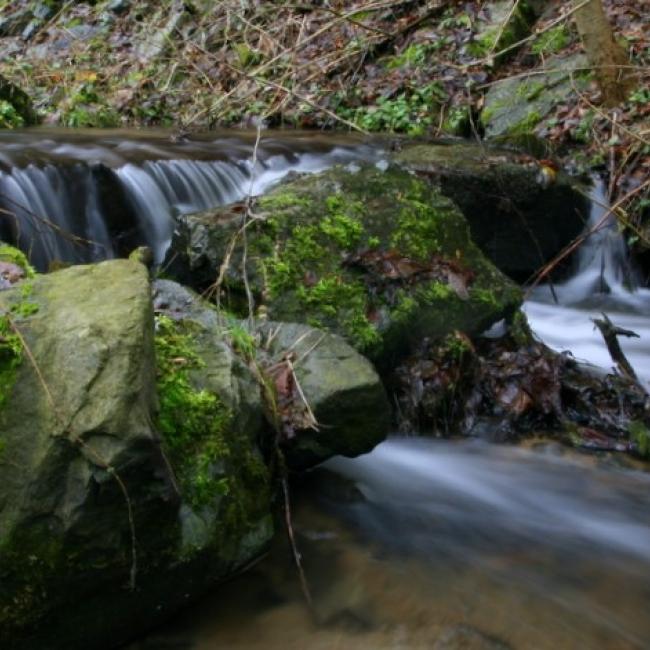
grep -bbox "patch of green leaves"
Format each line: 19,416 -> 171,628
531,25 -> 571,56
337,82 -> 448,135
0,101 -> 25,129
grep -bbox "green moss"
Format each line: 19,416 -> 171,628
427,281 -> 456,300
509,110 -> 542,135
531,25 -> 571,56
298,276 -> 379,350
258,190 -> 312,212
154,315 -> 269,547
0,313 -> 22,413
0,244 -> 35,277
259,190 -> 380,350
515,80 -> 546,101
155,315 -> 233,508
629,420 -> 650,458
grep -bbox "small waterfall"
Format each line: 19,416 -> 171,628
0,133 -> 379,269
0,163 -> 117,265
525,179 -> 650,387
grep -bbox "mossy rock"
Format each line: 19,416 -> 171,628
153,280 -> 391,469
0,259 -> 272,650
481,53 -> 589,138
395,142 -> 590,281
166,163 -> 521,369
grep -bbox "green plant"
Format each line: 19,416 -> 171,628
0,101 -> 24,129
338,82 -> 448,134
628,87 -> 650,105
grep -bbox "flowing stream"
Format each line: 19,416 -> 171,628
2,130 -> 649,648
130,439 -> 650,650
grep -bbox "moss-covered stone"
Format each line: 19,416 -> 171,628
0,260 -> 273,650
0,75 -> 38,127
167,164 -> 521,368
481,53 -> 590,138
395,142 -> 590,281
152,280 -> 390,470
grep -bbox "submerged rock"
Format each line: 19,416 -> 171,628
395,141 -> 590,280
166,163 -> 521,369
0,259 -> 272,650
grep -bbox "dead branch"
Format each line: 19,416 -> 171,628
593,312 -> 646,394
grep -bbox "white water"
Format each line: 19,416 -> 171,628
329,439 -> 650,563
525,180 -> 650,389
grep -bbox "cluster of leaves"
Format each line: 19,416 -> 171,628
0,100 -> 24,128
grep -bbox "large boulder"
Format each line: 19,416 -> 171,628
166,163 -> 522,370
0,259 -> 272,650
153,280 -> 391,469
395,142 -> 590,281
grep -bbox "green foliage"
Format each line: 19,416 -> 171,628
0,100 -> 24,129
383,42 -> 449,70
628,87 -> 650,106
572,109 -> 595,143
337,82 -> 447,135
62,82 -> 120,128
155,315 -> 233,508
531,25 -> 571,56
443,106 -> 472,136
226,323 -> 257,361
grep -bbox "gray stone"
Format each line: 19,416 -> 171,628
482,53 -> 589,138
0,260 -> 272,650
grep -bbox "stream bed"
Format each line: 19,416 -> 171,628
130,439 -> 650,650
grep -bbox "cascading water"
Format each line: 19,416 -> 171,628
0,130 -> 381,269
525,179 -> 650,389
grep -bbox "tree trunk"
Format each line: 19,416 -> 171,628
572,0 -> 632,106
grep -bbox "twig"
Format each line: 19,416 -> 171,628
242,124 -> 263,327
277,445 -> 314,611
524,178 -> 650,295
593,312 -> 645,392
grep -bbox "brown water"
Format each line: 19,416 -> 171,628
129,440 -> 650,650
